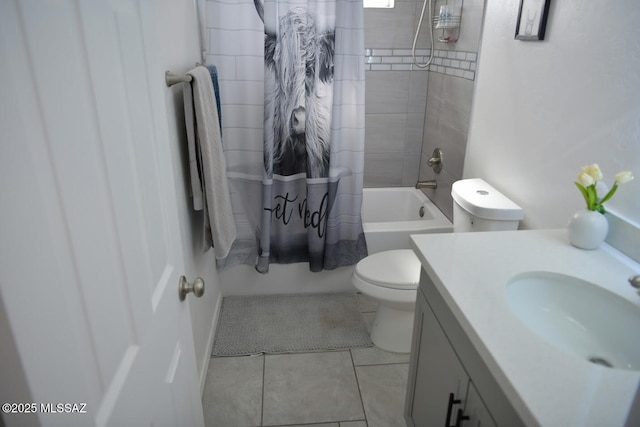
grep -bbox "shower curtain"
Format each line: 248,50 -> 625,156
217,0 -> 367,273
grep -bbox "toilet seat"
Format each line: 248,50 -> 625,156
354,249 -> 421,290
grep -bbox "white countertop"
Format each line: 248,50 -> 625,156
410,229 -> 640,427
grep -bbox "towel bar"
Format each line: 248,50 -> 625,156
165,64 -> 204,87
165,71 -> 192,87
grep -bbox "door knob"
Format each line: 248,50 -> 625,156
179,276 -> 205,301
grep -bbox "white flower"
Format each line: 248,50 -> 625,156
581,164 -> 603,182
575,164 -> 634,213
615,171 -> 634,185
577,171 -> 594,187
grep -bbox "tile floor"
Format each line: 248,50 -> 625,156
202,294 -> 411,427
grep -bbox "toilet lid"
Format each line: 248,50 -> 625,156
354,249 -> 421,290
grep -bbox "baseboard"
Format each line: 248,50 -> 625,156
199,291 -> 222,395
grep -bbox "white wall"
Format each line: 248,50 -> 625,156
156,0 -> 223,391
465,0 -> 640,229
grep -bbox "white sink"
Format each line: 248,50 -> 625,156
505,271 -> 640,371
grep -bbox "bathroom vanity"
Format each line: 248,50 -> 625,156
405,229 -> 640,427
405,273 -> 523,426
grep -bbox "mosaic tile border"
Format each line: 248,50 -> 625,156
364,48 -> 477,80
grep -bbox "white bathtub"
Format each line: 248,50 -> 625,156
362,187 -> 452,254
220,187 -> 453,295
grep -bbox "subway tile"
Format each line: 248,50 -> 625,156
372,48 -> 393,56
361,46 -> 477,81
393,48 -> 413,56
391,64 -> 412,71
381,56 -> 402,63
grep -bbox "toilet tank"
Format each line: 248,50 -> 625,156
451,179 -> 523,233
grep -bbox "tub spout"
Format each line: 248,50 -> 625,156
415,180 -> 437,189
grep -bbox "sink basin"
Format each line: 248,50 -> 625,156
505,271 -> 640,371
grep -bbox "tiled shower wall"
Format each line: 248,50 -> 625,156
416,0 -> 485,220
365,0 -> 485,220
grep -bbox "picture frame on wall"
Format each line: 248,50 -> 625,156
515,0 -> 551,41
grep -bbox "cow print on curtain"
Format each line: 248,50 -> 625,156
216,0 -> 367,273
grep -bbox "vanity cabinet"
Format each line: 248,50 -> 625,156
405,271 -> 524,427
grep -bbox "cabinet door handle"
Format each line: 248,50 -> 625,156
445,393 -> 462,427
455,408 -> 470,427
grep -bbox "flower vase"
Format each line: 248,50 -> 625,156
568,209 -> 608,250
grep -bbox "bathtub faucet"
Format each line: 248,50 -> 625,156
415,180 -> 437,189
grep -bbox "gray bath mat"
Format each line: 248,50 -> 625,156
212,293 -> 373,356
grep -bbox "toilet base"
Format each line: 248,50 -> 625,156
370,304 -> 415,353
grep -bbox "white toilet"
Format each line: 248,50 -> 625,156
352,178 -> 523,353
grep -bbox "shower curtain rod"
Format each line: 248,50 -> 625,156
165,63 -> 204,87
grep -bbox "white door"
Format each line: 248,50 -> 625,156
0,1 -> 204,426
